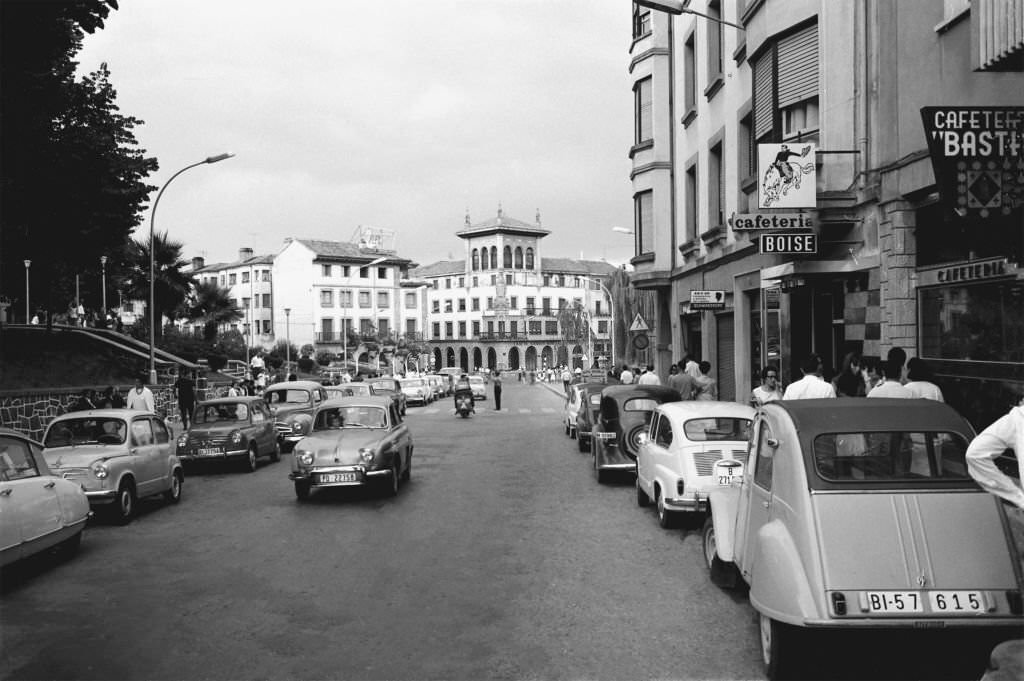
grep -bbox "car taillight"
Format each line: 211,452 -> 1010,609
831,592 -> 847,616
676,479 -> 685,496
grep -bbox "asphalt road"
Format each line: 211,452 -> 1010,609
0,382 -> 1002,681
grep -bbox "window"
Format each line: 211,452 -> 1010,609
472,298 -> 480,311
242,271 -> 250,283
685,164 -> 698,242
405,292 -> 416,308
653,414 -> 674,447
377,291 -> 388,308
322,265 -> 331,277
705,0 -> 723,95
446,278 -> 451,289
458,321 -> 467,338
595,301 -> 603,315
342,266 -> 350,277
229,298 -> 237,307
490,246 -> 497,269
510,321 -> 517,335
0,438 -> 40,480
684,32 -> 696,118
445,322 -> 453,338
506,274 -> 512,285
360,267 -> 369,279
432,322 -> 441,338
598,320 -> 608,333
472,249 -> 480,271
503,246 -> 512,268
514,247 -> 523,269
545,320 -> 558,335
262,320 -> 271,334
444,299 -> 453,313
709,141 -> 724,228
487,321 -> 494,334
782,97 -> 819,140
739,111 -> 756,185
458,277 -> 464,287
529,320 -> 542,334
262,294 -> 271,308
458,298 -> 466,312
486,297 -> 493,310
432,300 -> 440,313
542,298 -> 551,315
340,290 -> 352,308
359,291 -> 371,308
263,270 -> 271,282
558,298 -> 567,310
378,319 -> 389,336
220,275 -> 225,286
812,431 -> 971,482
526,297 -> 535,313
490,275 -> 496,285
321,318 -> 334,337
754,423 -> 774,490
472,276 -> 478,287
481,248 -> 490,269
360,319 -> 373,335
432,280 -> 438,289
498,321 -> 505,334
510,296 -> 518,310
472,321 -> 480,336
753,24 -> 819,146
242,297 -> 251,309
634,76 -> 653,144
229,273 -> 237,285
406,319 -> 417,335
920,280 -> 1024,363
378,267 -> 387,280
526,248 -> 535,269
633,4 -> 651,38
320,290 -> 334,307
634,190 -> 654,255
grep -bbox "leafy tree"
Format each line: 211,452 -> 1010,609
189,280 -> 242,342
314,351 -> 335,367
123,232 -> 194,342
606,267 -> 656,366
1,1 -> 158,317
557,300 -> 591,347
300,343 -> 315,358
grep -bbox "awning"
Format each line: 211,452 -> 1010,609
760,254 -> 879,288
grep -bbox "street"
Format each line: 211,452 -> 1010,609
0,382 -> 1000,681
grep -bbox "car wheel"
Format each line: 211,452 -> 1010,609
657,492 -> 678,529
636,473 -> 650,507
111,480 -> 136,525
564,423 -> 570,436
702,515 -> 738,588
294,480 -> 311,502
242,445 -> 257,473
760,614 -> 798,680
163,470 -> 183,504
270,441 -> 281,463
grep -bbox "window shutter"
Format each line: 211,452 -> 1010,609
777,25 -> 818,108
753,52 -> 774,138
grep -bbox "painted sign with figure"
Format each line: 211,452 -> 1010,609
758,143 -> 816,209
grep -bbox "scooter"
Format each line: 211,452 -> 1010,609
454,389 -> 475,418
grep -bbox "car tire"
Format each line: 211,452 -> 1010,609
270,441 -> 281,463
657,492 -> 678,529
294,480 -> 311,502
636,474 -> 650,507
702,515 -> 738,588
163,470 -> 183,504
242,445 -> 258,473
111,480 -> 136,525
760,614 -> 798,680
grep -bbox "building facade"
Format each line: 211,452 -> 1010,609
629,0 -> 1022,426
412,209 -> 619,373
190,248 -> 276,348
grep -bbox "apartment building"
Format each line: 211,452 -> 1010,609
629,0 -> 1022,426
191,248 -> 276,347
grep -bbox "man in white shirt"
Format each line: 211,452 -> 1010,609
967,397 -> 1024,508
683,354 -> 701,381
637,364 -> 661,385
866,360 -> 914,398
125,376 -> 156,412
782,354 -> 836,399
619,365 -> 634,385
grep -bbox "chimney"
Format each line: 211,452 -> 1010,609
239,247 -> 254,262
191,256 -> 205,271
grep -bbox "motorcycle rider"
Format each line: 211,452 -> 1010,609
453,374 -> 475,414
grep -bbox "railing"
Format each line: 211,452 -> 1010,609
475,332 -> 528,341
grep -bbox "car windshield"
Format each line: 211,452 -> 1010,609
194,403 -> 249,424
44,417 -> 128,447
369,380 -> 395,391
314,406 -> 388,430
684,417 -> 752,442
812,431 -> 973,483
265,389 -> 309,405
404,379 -> 426,387
469,377 -> 484,386
624,398 -> 660,412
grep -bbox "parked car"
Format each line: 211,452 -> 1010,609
437,367 -> 462,392
366,376 -> 407,415
563,382 -> 604,439
1,429 -> 91,567
42,410 -> 184,524
425,374 -> 446,400
468,375 -> 487,400
590,385 -> 681,483
289,396 -> 413,501
400,377 -> 432,406
263,381 -> 329,452
702,398 -> 1022,680
636,401 -> 755,528
176,397 -> 280,472
325,383 -> 373,400
574,384 -> 605,453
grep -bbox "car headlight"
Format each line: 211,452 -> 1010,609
91,462 -> 109,479
230,429 -> 243,444
358,447 -> 375,464
296,450 -> 314,466
291,422 -> 303,433
176,434 -> 188,448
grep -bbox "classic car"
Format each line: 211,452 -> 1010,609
437,367 -> 462,392
42,410 -> 184,524
289,396 -> 414,501
176,397 -> 280,471
574,385 -> 605,453
325,383 -> 373,400
468,375 -> 487,400
366,376 -> 407,415
263,381 -> 329,451
702,398 -> 1022,680
425,375 -> 447,400
563,382 -> 604,439
1,429 -> 91,568
590,385 -> 681,483
399,377 -> 432,406
636,401 -> 755,528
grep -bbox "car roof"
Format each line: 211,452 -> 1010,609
265,381 -> 322,390
0,428 -> 41,447
318,396 -> 395,409
764,398 -> 976,437
658,401 -> 756,420
198,396 -> 266,405
600,384 -> 682,401
49,409 -> 150,421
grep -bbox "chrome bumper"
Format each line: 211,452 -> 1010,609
662,494 -> 707,512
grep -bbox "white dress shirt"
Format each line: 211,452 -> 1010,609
904,380 -> 944,402
867,380 -> 915,398
966,405 -> 1024,508
125,386 -> 155,412
782,374 -> 836,400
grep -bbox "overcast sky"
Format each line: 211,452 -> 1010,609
76,0 -> 637,269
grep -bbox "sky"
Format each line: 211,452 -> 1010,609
76,0 -> 638,269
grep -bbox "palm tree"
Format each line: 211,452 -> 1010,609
124,231 -> 193,341
189,280 -> 242,341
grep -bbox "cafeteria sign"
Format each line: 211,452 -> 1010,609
920,107 -> 1024,218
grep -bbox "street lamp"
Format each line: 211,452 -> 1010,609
364,256 -> 387,373
23,260 -> 31,322
633,0 -> 745,29
100,255 -> 108,315
148,152 -> 235,384
611,226 -> 635,235
581,275 -> 616,370
284,308 -> 291,374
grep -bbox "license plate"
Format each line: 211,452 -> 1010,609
197,447 -> 222,457
715,460 -> 743,485
865,591 -> 924,613
928,591 -> 984,613
317,472 -> 358,484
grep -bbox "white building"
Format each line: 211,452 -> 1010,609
190,248 -> 276,347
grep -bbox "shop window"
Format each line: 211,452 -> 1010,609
919,280 -> 1024,363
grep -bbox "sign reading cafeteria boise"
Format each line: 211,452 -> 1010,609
758,143 -> 817,209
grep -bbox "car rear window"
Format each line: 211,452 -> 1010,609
195,403 -> 249,424
404,379 -> 425,387
588,394 -> 602,405
683,417 -> 751,442
812,431 -> 972,483
624,398 -> 660,412
44,418 -> 128,447
266,390 -> 310,405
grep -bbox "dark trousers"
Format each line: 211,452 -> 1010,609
178,401 -> 194,428
494,388 -> 502,411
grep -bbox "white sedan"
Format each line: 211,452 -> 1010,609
635,401 -> 754,528
468,375 -> 487,400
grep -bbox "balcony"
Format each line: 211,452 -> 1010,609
475,332 -> 527,342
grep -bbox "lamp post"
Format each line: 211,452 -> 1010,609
284,308 -> 291,374
23,260 -> 31,322
148,152 -> 234,384
581,276 -> 616,370
100,255 -> 108,315
364,256 -> 387,373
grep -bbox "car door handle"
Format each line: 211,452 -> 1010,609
762,500 -> 770,509
44,481 -> 56,489
0,488 -> 11,496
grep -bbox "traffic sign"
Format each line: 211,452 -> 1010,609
632,333 -> 649,350
690,290 -> 725,310
629,314 -> 649,332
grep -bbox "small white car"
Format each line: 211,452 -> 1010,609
636,401 -> 754,528
399,377 -> 432,406
468,375 -> 487,400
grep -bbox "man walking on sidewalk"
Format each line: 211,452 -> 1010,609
493,370 -> 503,411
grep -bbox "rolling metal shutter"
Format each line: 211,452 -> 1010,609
753,51 -> 774,138
716,313 -> 735,402
777,25 -> 818,108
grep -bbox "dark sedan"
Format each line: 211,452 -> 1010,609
176,397 -> 280,472
366,376 -> 407,416
574,384 -> 606,453
591,385 -> 681,483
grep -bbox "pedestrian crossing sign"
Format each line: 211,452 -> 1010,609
629,314 -> 649,332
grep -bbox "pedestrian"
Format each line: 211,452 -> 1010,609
750,365 -> 783,406
866,359 -> 914,398
72,389 -> 98,412
493,369 -> 503,411
76,300 -> 86,327
68,301 -> 79,327
227,380 -> 240,397
619,364 -> 634,385
638,364 -> 661,385
887,346 -> 908,384
100,385 -> 124,408
860,357 -> 882,393
30,310 -> 40,325
572,367 -> 583,384
561,366 -> 572,393
904,357 -> 944,402
782,354 -> 837,399
832,352 -> 866,397
174,370 -> 196,429
682,354 -> 702,381
125,375 -> 155,412
693,361 -> 718,400
668,361 -> 695,400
